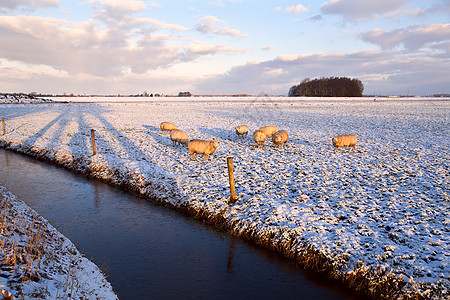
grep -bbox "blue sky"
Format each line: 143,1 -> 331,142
0,0 -> 449,95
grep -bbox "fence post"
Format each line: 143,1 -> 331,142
2,118 -> 5,135
227,157 -> 237,202
90,129 -> 97,155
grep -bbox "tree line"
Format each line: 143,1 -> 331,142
288,77 -> 364,97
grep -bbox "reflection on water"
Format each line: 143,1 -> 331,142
0,148 -> 360,299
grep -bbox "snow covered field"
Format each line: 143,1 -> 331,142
0,97 -> 448,298
0,186 -> 117,299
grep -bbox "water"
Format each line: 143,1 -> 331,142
0,148 -> 360,299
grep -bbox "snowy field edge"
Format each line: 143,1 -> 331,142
0,186 -> 118,299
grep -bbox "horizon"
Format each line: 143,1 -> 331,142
1,1 -> 449,96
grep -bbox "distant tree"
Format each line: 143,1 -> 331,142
178,91 -> 192,97
289,77 -> 364,97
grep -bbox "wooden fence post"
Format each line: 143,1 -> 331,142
2,118 -> 5,135
227,157 -> 237,202
90,129 -> 97,155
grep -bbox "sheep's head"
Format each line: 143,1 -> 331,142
274,135 -> 282,143
332,137 -> 338,145
212,141 -> 219,149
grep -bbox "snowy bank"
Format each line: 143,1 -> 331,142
0,186 -> 118,299
0,98 -> 448,299
0,94 -> 53,104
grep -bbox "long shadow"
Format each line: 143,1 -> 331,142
92,114 -> 184,181
0,104 -> 61,120
23,110 -> 69,147
141,125 -> 192,163
198,127 -> 234,141
69,106 -> 94,157
142,125 -> 174,147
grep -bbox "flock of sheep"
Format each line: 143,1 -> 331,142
160,121 -> 357,160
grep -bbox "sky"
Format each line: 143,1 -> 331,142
0,0 -> 449,96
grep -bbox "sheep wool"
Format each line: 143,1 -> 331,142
160,122 -> 177,134
188,139 -> 219,159
170,129 -> 189,146
259,126 -> 277,138
252,130 -> 267,148
235,125 -> 249,138
332,134 -> 357,151
272,130 -> 289,147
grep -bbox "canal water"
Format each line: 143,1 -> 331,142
0,148 -> 359,299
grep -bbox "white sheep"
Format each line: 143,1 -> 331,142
252,130 -> 267,148
259,126 -> 277,138
235,125 -> 249,138
170,129 -> 189,146
332,134 -> 357,151
272,130 -> 289,148
160,122 -> 177,134
188,139 -> 219,159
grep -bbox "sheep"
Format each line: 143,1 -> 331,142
252,130 -> 267,148
259,126 -> 277,138
160,122 -> 177,134
235,125 -> 249,138
332,134 -> 357,151
188,139 -> 219,159
272,130 -> 289,148
170,129 -> 189,146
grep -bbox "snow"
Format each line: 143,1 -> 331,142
0,186 -> 118,299
0,96 -> 448,298
0,94 -> 53,104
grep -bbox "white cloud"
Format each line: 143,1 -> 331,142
262,45 -> 275,51
0,0 -> 58,12
209,0 -> 224,7
90,0 -> 147,22
94,0 -> 146,12
195,50 -> 450,95
321,0 -> 409,20
195,15 -> 248,38
285,4 -> 308,15
0,14 -> 241,77
361,23 -> 450,51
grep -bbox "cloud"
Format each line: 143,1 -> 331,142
195,50 -> 450,95
285,4 -> 309,15
90,0 -> 147,22
361,23 -> 450,51
0,13 -> 240,77
194,15 -> 248,38
0,60 -> 197,94
262,45 -> 275,51
422,0 -> 450,15
321,0 -> 408,20
0,0 -> 58,12
209,0 -> 224,7
308,14 -> 323,21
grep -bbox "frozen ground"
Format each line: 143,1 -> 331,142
0,94 -> 53,104
0,97 -> 448,298
0,186 -> 118,299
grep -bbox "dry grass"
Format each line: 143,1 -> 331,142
0,199 -> 44,298
0,191 -> 101,299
